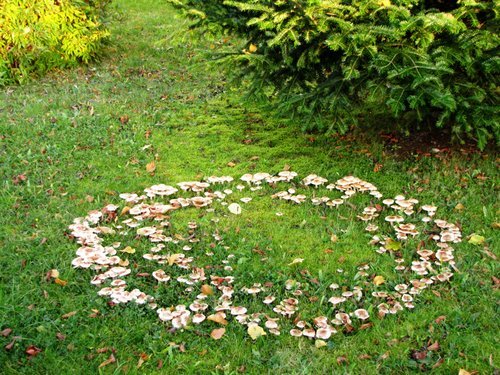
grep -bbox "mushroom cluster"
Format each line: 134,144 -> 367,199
69,172 -> 462,342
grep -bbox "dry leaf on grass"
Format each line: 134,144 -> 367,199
210,328 -> 225,340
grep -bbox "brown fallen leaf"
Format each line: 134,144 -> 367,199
99,354 -> 116,368
146,161 -> 156,174
210,328 -> 226,340
54,278 -> 67,286
359,322 -> 373,330
201,284 -> 214,296
56,332 -> 66,341
207,313 -> 228,325
458,370 -> 471,375
379,351 -> 390,360
25,345 -> 42,357
428,341 -> 439,351
435,315 -> 446,324
5,339 -> 16,351
337,356 -> 348,365
137,353 -> 149,369
1,328 -> 12,337
227,161 -> 236,167
373,163 -> 383,172
432,358 -> 444,369
61,311 -> 77,319
358,354 -> 372,360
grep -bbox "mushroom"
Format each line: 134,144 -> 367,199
353,309 -> 370,320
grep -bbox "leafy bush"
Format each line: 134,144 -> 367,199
169,0 -> 499,148
0,0 -> 111,85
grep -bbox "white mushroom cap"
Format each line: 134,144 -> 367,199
290,329 -> 302,337
354,309 -> 370,320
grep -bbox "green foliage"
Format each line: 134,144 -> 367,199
0,0 -> 111,85
169,0 -> 499,148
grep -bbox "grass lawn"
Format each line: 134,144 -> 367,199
0,0 -> 498,373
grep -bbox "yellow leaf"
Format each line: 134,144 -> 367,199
201,284 -> 214,296
247,324 -> 266,340
288,258 -> 304,266
49,269 -> 59,279
373,275 -> 385,286
121,246 -> 136,254
168,253 -> 182,266
468,234 -> 485,246
248,43 -> 257,53
458,370 -> 471,375
315,339 -> 327,348
210,328 -> 226,340
121,206 -> 130,216
146,161 -> 156,173
55,278 -> 68,286
330,234 -> 338,243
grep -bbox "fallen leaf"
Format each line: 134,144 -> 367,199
137,353 -> 149,369
247,324 -> 266,340
428,341 -> 439,351
248,43 -> 257,53
373,275 -> 385,286
359,322 -> 373,330
454,203 -> 465,211
468,234 -> 485,246
168,253 -> 182,266
99,354 -> 116,368
288,258 -> 304,266
5,339 -> 16,351
1,328 -> 12,337
227,161 -> 236,167
315,339 -> 327,348
432,358 -> 444,369
121,246 -> 136,254
228,203 -> 242,215
54,278 -> 67,286
373,163 -> 383,172
146,161 -> 156,174
56,332 -> 66,341
25,345 -> 42,357
379,351 -> 390,360
49,269 -> 59,279
121,206 -> 130,216
385,238 -> 402,251
61,311 -> 77,319
207,313 -> 228,325
435,315 -> 446,324
337,356 -> 348,365
330,234 -> 339,243
459,370 -> 471,375
201,284 -> 214,296
210,328 -> 226,340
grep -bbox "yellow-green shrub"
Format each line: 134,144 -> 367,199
0,0 -> 110,85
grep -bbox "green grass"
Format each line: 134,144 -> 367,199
0,0 -> 498,374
